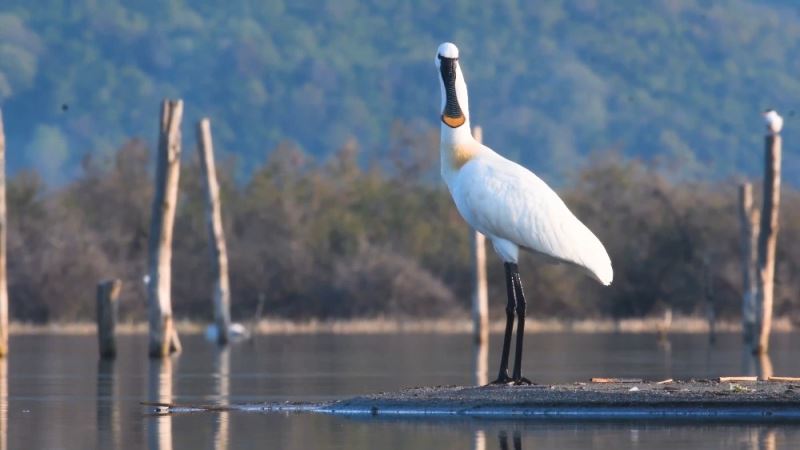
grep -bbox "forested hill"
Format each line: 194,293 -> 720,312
1,0 -> 800,183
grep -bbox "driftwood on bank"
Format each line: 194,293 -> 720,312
96,279 -> 122,359
0,110 -> 6,358
753,133 -> 781,354
196,118 -> 231,345
738,183 -> 759,345
471,126 -> 489,345
147,99 -> 184,358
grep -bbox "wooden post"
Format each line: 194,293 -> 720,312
148,99 -> 184,358
739,183 -> 759,345
471,126 -> 489,345
0,109 -> 7,358
96,279 -> 122,359
703,255 -> 716,344
197,119 -> 231,345
754,132 -> 781,354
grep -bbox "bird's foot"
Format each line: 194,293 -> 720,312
489,372 -> 513,385
513,376 -> 532,386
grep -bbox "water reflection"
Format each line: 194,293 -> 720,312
473,429 -> 485,450
1,357 -> 6,450
745,427 -> 777,450
6,333 -> 800,449
148,357 -> 174,450
758,428 -> 776,450
498,429 -> 522,450
213,348 -> 230,450
96,359 -> 119,449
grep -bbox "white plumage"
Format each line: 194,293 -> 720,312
435,42 -> 612,384
452,154 -> 613,285
763,109 -> 783,135
436,42 -> 613,286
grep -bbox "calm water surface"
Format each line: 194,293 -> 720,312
2,332 -> 800,449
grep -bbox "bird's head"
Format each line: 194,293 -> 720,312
763,108 -> 783,134
436,42 -> 469,129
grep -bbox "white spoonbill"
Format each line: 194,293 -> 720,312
435,42 -> 613,385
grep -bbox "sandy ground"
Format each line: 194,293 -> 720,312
155,379 -> 800,421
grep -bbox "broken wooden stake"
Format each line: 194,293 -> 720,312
147,99 -> 184,358
0,109 -> 7,358
753,129 -> 782,355
96,279 -> 122,359
739,182 -> 759,345
197,118 -> 231,346
471,126 -> 489,345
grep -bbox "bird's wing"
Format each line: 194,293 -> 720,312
453,156 -> 613,285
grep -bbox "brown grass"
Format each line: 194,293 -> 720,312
6,316 -> 795,335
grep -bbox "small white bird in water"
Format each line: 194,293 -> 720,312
763,109 -> 783,135
205,322 -> 250,343
435,42 -> 613,385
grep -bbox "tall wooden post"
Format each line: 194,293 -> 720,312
703,255 -> 716,344
148,99 -> 184,358
0,109 -> 7,358
754,131 -> 782,354
96,279 -> 122,359
739,183 -> 759,345
471,126 -> 489,345
197,119 -> 231,345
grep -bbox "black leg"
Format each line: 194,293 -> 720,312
491,262 -> 517,384
511,266 -> 532,385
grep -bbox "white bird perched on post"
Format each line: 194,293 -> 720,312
435,42 -> 613,385
763,109 -> 783,135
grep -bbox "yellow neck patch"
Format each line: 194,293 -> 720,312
448,143 -> 477,170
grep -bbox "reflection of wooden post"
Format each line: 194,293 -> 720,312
471,126 -> 489,345
739,183 -> 759,345
213,349 -> 230,450
97,279 -> 122,359
473,430 -> 486,450
0,109 -> 7,358
1,358 -> 6,450
197,119 -> 231,345
754,133 -> 781,354
148,99 -> 183,358
758,428 -> 777,450
96,359 -> 120,450
147,358 -> 173,450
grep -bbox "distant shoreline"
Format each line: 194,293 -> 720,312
5,316 -> 795,335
